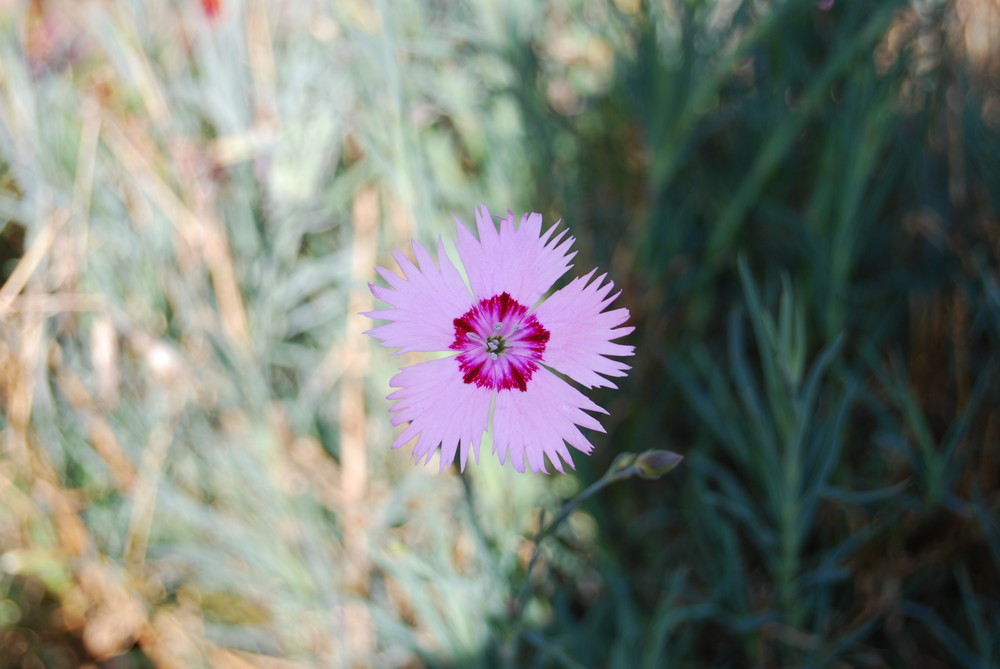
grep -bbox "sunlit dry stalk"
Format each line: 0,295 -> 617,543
63,559 -> 148,659
0,207 -> 70,316
286,433 -> 344,512
202,3 -> 281,167
302,188 -> 416,409
1,292 -> 104,313
56,368 -> 136,490
303,341 -> 347,405
101,118 -> 199,267
138,608 -> 210,669
32,478 -> 92,558
73,95 -> 101,222
207,647 -> 315,669
388,188 -> 413,246
124,422 -> 176,567
99,3 -> 171,124
90,312 -> 119,409
954,0 -> 1000,82
103,115 -> 251,354
173,140 -> 252,355
246,0 -> 278,129
2,310 -> 45,464
338,183 -> 378,659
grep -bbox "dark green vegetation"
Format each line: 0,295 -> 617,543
511,1 -> 1000,666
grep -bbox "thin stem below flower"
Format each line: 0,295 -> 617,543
511,458 -> 640,622
504,450 -> 683,665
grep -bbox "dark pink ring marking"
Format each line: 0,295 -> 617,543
450,292 -> 550,392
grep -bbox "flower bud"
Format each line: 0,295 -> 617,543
634,449 -> 684,479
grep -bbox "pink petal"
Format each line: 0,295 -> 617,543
387,356 -> 492,471
532,269 -> 635,389
492,366 -> 608,474
364,239 -> 473,353
455,205 -> 577,307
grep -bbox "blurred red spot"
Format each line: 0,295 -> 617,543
201,0 -> 220,19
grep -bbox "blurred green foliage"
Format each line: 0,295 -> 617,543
0,0 -> 998,667
519,1 -> 1000,667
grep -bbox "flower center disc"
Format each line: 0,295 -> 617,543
450,292 -> 550,391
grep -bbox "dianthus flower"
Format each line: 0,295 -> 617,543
365,206 -> 634,473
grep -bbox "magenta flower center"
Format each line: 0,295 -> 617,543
450,292 -> 550,392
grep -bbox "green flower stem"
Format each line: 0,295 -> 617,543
513,461 -> 636,619
512,450 -> 682,623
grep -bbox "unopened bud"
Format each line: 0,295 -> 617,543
634,449 -> 684,479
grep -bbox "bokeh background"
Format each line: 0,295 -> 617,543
1,0 -> 999,666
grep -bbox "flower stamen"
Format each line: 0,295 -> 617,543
450,292 -> 550,391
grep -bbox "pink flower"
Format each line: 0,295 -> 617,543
365,206 -> 634,474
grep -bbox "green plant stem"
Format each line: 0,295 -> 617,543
512,460 -> 641,622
